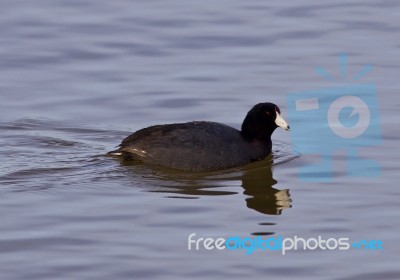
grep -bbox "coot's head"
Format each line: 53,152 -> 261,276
241,102 -> 290,142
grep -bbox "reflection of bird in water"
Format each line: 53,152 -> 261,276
241,163 -> 292,215
119,157 -> 292,216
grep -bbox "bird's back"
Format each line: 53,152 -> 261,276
114,121 -> 271,171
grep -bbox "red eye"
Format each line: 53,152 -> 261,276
265,111 -> 271,116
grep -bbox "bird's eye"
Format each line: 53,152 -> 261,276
265,111 -> 271,116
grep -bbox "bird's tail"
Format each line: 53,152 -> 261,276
107,150 -> 123,156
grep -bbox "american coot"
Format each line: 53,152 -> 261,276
109,102 -> 290,171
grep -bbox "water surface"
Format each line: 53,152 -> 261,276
1,1 -> 399,279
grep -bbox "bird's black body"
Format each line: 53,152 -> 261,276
109,103 -> 289,171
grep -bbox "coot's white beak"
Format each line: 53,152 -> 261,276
275,111 -> 290,131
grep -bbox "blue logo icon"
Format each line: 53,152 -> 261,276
287,54 -> 382,181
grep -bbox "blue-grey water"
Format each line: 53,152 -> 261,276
1,1 -> 399,279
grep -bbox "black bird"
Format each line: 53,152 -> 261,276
109,102 -> 290,171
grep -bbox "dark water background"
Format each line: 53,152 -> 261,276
1,1 -> 399,279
